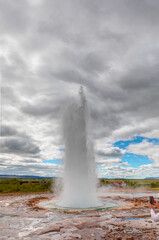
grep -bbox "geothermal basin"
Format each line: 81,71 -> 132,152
38,197 -> 124,211
37,188 -> 159,212
1,189 -> 159,239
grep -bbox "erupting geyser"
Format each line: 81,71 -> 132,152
38,87 -> 123,210
58,86 -> 100,208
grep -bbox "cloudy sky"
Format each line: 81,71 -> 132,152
1,0 -> 159,178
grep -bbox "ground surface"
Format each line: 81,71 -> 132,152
0,188 -> 159,240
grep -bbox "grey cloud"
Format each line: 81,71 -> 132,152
97,149 -> 123,158
1,138 -> 40,155
53,69 -> 86,86
1,125 -> 18,137
1,124 -> 33,140
0,0 -> 30,35
20,93 -> 66,118
80,52 -> 106,74
0,158 -> 62,177
1,85 -> 19,104
120,61 -> 159,91
97,158 -> 123,165
21,102 -> 59,118
2,52 -> 29,86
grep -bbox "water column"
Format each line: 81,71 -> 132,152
59,87 -> 99,208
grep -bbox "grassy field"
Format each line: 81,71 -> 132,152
0,178 -> 53,193
0,178 -> 159,193
99,178 -> 159,189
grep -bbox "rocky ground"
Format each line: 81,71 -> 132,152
0,189 -> 159,240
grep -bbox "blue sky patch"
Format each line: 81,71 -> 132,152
58,148 -> 65,152
113,136 -> 159,149
113,136 -> 159,168
42,159 -> 63,165
121,153 -> 151,168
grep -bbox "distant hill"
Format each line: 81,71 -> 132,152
1,175 -> 158,180
0,175 -> 54,179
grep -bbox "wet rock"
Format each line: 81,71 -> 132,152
62,233 -> 82,239
131,228 -> 142,234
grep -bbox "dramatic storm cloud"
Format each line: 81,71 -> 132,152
1,0 -> 159,178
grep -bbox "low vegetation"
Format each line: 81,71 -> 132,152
0,178 -> 159,194
0,178 -> 53,193
100,178 -> 159,189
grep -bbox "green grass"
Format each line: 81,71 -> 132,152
0,178 -> 53,193
99,178 -> 159,188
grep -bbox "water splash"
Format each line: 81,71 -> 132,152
59,87 -> 100,208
